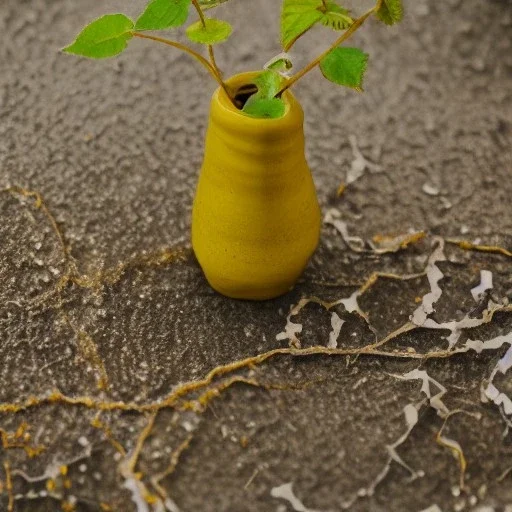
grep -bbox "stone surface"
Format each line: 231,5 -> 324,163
1,0 -> 512,511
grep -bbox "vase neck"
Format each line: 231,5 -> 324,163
205,71 -> 307,167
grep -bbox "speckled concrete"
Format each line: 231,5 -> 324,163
1,0 -> 512,511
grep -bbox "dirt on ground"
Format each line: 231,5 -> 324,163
1,0 -> 512,511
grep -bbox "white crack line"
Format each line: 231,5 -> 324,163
276,298 -> 308,348
357,402 -> 425,501
471,270 -> 493,302
276,294 -> 364,349
410,237 -> 446,327
324,208 -> 366,253
451,331 -> 512,428
119,414 -> 179,512
394,369 -> 450,417
410,246 -> 504,350
270,482 -> 324,512
123,477 -> 150,512
328,312 -> 345,349
324,208 -> 424,255
11,445 -> 92,483
346,134 -> 382,185
483,343 -> 512,417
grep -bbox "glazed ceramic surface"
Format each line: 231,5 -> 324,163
192,72 -> 321,300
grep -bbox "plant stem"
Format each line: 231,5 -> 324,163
190,0 -> 222,78
191,0 -> 207,25
190,0 -> 232,101
133,32 -> 235,107
277,3 -> 379,96
208,45 -> 222,78
132,32 -> 222,85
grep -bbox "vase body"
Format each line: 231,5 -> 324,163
192,72 -> 321,300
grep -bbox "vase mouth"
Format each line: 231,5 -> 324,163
211,71 -> 303,133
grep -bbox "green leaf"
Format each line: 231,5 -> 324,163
281,0 -> 324,51
320,47 -> 368,91
241,70 -> 286,119
254,70 -> 284,99
320,1 -> 353,30
186,18 -> 232,44
198,0 -> 230,9
242,97 -> 286,119
376,0 -> 403,25
281,0 -> 353,50
135,0 -> 191,31
63,14 -> 134,59
264,53 -> 293,74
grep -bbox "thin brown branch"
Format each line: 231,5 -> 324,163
132,32 -> 222,87
278,2 -> 378,95
189,0 -> 233,103
447,238 -> 512,258
3,461 -> 14,512
124,412 -> 158,473
151,435 -> 194,500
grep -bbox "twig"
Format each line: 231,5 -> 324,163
278,2 -> 379,95
91,414 -> 127,456
132,32 -> 223,87
244,468 -> 259,490
446,238 -> 512,258
123,412 -> 158,474
3,461 -> 14,512
497,465 -> 512,482
151,435 -> 193,501
435,410 -> 480,492
190,0 -> 234,104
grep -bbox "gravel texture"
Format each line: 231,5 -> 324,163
1,0 -> 512,511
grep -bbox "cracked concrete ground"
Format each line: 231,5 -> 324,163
1,0 -> 512,510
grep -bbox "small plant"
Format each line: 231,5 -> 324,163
63,0 -> 403,119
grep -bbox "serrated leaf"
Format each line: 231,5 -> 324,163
242,97 -> 286,119
281,0 -> 324,51
63,14 -> 134,59
135,0 -> 191,31
281,0 -> 353,50
320,1 -> 353,30
320,47 -> 368,91
198,0 -> 230,9
376,0 -> 403,25
186,18 -> 232,44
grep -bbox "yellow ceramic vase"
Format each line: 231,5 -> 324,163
192,72 -> 321,300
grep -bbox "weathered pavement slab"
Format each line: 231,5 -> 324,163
1,0 -> 512,511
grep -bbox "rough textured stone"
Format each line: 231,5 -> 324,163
1,0 -> 512,511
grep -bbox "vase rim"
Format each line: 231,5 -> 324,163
211,71 -> 303,132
